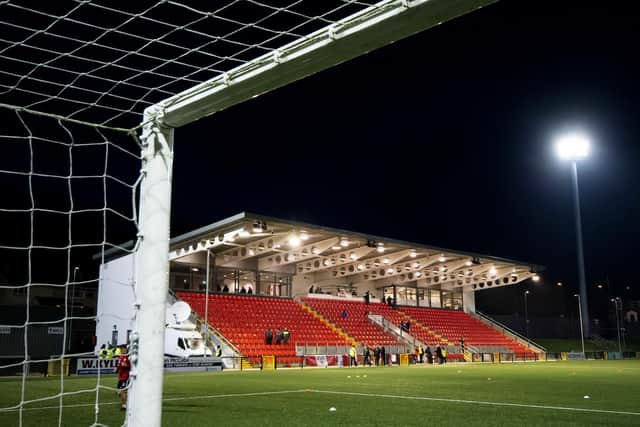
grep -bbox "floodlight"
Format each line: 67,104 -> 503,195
554,133 -> 590,161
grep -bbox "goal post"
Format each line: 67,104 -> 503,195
157,0 -> 497,128
128,109 -> 174,427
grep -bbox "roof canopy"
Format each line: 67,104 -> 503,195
169,212 -> 542,291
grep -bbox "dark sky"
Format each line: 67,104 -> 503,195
170,0 -> 640,318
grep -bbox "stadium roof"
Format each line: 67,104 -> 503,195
169,212 -> 543,292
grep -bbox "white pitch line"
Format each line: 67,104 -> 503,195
309,390 -> 640,417
0,390 -> 307,414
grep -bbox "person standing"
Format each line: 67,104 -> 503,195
363,345 -> 371,366
417,345 -> 424,363
114,345 -> 130,411
380,346 -> 386,366
426,346 -> 433,364
216,345 -> 222,357
282,327 -> 290,345
373,346 -> 380,366
436,346 -> 442,364
349,344 -> 357,367
265,328 -> 273,345
364,291 -> 370,305
441,347 -> 447,364
341,309 -> 347,320
275,328 -> 282,345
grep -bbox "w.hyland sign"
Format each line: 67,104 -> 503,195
76,357 -> 223,375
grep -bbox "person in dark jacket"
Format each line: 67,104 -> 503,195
426,346 -> 433,364
380,346 -> 386,366
265,328 -> 273,345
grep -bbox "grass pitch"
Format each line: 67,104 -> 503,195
1,360 -> 639,426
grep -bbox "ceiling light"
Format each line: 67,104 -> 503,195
439,266 -> 446,272
488,266 -> 497,276
409,249 -> 417,258
357,264 -> 365,271
465,260 -> 473,267
312,247 -> 321,254
412,262 -> 420,268
300,231 -> 309,240
383,258 -> 391,264
191,267 -> 199,272
248,249 -> 255,256
340,237 -> 349,247
332,245 -> 341,250
323,259 -> 330,266
252,221 -> 262,233
532,274 -> 540,282
415,272 -> 422,277
349,252 -> 357,260
438,255 -> 446,263
288,235 -> 301,247
377,243 -> 385,253
387,268 -> 394,274
239,229 -> 250,238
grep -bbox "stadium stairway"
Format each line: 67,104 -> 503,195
176,292 -> 350,366
301,297 -> 404,347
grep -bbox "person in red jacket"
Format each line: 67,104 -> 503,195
114,345 -> 131,410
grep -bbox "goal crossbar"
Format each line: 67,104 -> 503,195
151,0 -> 497,128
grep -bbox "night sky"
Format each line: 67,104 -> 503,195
170,0 -> 640,319
1,0 -> 638,324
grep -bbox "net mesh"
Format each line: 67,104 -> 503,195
0,0 -> 381,129
0,105 -> 142,425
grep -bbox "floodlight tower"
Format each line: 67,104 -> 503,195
555,133 -> 590,338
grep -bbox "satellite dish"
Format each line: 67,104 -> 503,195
168,301 -> 191,324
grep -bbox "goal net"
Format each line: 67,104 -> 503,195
0,1 -> 495,425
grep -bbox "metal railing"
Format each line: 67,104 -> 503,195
473,310 -> 546,353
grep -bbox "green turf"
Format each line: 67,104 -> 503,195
1,360 -> 639,426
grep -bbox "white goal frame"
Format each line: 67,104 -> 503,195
131,1 -> 495,426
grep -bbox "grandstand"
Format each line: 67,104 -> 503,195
98,212 -> 545,366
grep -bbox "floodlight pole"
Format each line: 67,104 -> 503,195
204,249 -> 211,358
574,294 -> 585,358
523,291 -> 530,347
612,297 -> 622,354
571,161 -> 590,338
67,266 -> 79,352
129,110 -> 174,427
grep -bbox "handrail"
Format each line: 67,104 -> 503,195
368,314 -> 424,348
473,310 -> 546,353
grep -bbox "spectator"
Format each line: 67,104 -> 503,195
441,347 -> 447,364
308,285 -> 314,293
265,328 -> 273,345
417,345 -> 424,363
222,284 -> 229,293
247,287 -> 253,294
341,309 -> 347,320
282,327 -> 290,345
386,296 -> 393,307
436,346 -> 443,364
275,328 -> 282,345
240,287 -> 246,294
364,290 -> 370,305
380,346 -> 386,366
373,346 -> 380,366
216,345 -> 222,357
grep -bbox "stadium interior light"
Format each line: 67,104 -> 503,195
300,231 -> 309,241
409,249 -> 417,258
438,255 -> 446,263
288,234 -> 301,247
554,133 -> 590,161
376,243 -> 385,253
532,274 -> 540,282
488,266 -> 497,276
340,237 -> 349,247
464,260 -> 473,267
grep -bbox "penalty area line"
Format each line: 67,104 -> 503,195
0,389 -> 308,414
309,390 -> 640,417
